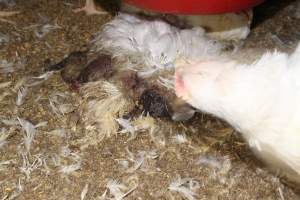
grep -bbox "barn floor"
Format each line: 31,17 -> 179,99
1,0 -> 300,199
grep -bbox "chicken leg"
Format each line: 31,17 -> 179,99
73,0 -> 107,15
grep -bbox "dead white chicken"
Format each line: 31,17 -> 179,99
73,0 -> 107,15
175,44 -> 300,183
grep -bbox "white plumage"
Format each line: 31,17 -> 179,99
92,13 -> 222,76
175,44 -> 300,182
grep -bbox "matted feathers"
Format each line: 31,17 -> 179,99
79,80 -> 135,140
91,13 -> 222,77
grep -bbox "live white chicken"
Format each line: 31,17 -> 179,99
175,44 -> 300,182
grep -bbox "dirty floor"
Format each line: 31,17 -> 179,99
1,0 -> 300,199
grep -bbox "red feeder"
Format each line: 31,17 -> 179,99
124,0 -> 265,15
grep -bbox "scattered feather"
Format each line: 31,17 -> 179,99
16,86 -> 28,106
33,71 -> 53,80
196,155 -> 231,183
81,184 -> 89,200
172,133 -> 188,144
25,71 -> 53,87
125,149 -> 144,173
196,155 -> 223,170
19,153 -> 43,179
137,67 -> 160,78
96,189 -> 108,200
35,121 -> 48,128
17,118 -> 46,152
49,92 -> 75,117
278,187 -> 285,200
18,117 -> 37,152
59,146 -> 81,174
120,115 -> 166,147
168,177 -> 200,200
49,153 -> 61,167
34,23 -> 62,39
106,179 -> 137,200
115,118 -> 136,139
149,125 -> 166,147
1,118 -> 19,126
117,159 -> 129,169
59,158 -> 81,174
132,115 -> 156,132
125,148 -> 158,173
196,155 -> 231,173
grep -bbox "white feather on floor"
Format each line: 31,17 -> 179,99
91,13 -> 222,78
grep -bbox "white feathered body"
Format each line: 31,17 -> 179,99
92,13 -> 221,77
176,45 -> 300,181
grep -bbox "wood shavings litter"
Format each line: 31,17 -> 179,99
0,127 -> 10,148
0,60 -> 14,73
0,81 -> 12,89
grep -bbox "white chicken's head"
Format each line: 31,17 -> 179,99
175,60 -> 237,115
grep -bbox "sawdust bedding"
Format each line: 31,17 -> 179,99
0,0 -> 300,199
